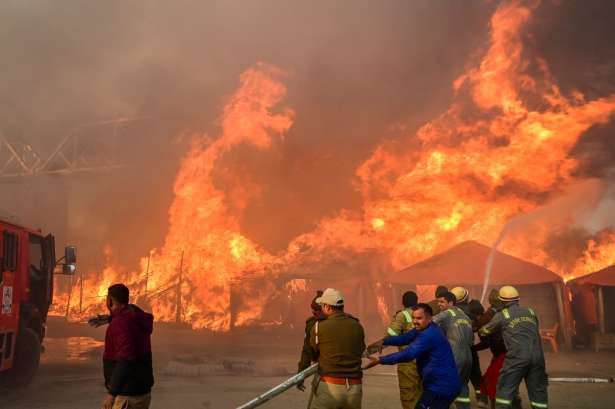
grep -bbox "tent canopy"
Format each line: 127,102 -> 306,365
570,265 -> 615,287
391,240 -> 561,286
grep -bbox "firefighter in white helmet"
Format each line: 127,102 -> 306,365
479,286 -> 548,409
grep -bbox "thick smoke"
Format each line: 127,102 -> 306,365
0,0 -> 614,276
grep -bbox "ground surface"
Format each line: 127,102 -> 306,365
2,322 -> 615,408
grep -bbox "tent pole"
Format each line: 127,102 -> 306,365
554,282 -> 571,350
597,286 -> 606,334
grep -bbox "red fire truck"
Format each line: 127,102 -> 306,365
0,218 -> 76,386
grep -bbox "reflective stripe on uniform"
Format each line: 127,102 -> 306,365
496,398 -> 512,406
531,402 -> 548,408
529,308 -> 535,316
502,308 -> 511,319
315,320 -> 319,345
402,310 -> 412,323
387,327 -> 399,336
455,397 -> 471,403
448,309 -> 457,317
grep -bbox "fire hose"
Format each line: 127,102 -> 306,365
370,371 -> 614,384
235,363 -> 318,409
235,364 -> 613,409
549,377 -> 614,383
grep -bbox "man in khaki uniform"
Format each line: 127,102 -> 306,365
297,290 -> 326,393
309,288 -> 366,409
385,291 -> 422,409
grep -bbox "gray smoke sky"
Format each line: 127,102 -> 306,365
1,0 -> 614,270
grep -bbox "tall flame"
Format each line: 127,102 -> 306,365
53,1 -> 615,329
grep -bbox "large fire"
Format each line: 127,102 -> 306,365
53,1 -> 615,329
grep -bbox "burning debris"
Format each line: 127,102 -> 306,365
51,1 -> 615,332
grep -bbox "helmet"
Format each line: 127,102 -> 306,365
498,285 -> 520,303
450,287 -> 469,303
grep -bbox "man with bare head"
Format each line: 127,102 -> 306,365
364,303 -> 461,409
297,290 -> 326,396
101,284 -> 154,409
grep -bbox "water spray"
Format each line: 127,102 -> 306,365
481,219 -> 517,303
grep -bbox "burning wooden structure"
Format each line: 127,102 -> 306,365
568,265 -> 615,351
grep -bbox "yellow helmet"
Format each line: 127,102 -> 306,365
450,287 -> 469,303
498,285 -> 520,303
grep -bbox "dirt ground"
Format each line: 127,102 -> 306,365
3,322 -> 615,409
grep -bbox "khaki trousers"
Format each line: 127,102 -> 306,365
398,362 -> 422,409
311,381 -> 362,409
112,393 -> 151,409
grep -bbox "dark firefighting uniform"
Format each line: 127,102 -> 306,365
479,303 -> 548,409
433,306 -> 473,408
458,299 -> 485,403
386,308 -> 422,408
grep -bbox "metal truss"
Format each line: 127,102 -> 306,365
0,134 -> 42,177
0,117 -> 143,179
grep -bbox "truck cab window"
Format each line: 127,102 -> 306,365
29,237 -> 44,279
2,230 -> 18,271
28,235 -> 46,309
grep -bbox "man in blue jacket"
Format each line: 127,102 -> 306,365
364,303 -> 461,409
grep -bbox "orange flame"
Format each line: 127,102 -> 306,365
54,1 -> 615,329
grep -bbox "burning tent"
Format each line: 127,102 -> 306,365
389,241 -> 570,347
568,266 -> 615,351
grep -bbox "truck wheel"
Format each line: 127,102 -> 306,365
9,328 -> 41,387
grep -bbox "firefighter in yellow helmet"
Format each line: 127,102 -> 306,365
479,286 -> 548,409
450,287 -> 469,304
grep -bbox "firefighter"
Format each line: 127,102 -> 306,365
451,286 -> 487,407
434,291 -> 473,409
474,289 -> 522,409
479,286 -> 548,409
385,291 -> 422,409
297,290 -> 326,404
309,288 -> 365,409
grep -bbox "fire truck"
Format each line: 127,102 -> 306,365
0,218 -> 76,386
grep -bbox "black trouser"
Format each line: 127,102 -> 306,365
470,349 -> 483,396
416,390 -> 456,409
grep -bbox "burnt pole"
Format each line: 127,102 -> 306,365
79,269 -> 84,314
175,251 -> 184,325
65,274 -> 74,319
144,251 -> 151,296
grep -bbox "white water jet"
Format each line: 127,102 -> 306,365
480,179 -> 609,303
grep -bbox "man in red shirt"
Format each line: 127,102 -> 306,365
101,284 -> 154,409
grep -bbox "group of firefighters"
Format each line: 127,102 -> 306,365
297,285 -> 548,409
